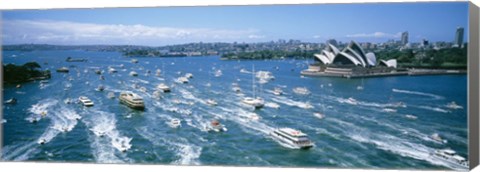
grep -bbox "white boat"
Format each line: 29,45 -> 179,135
157,83 -> 171,92
214,70 -> 223,77
446,101 -> 463,109
430,133 -> 448,144
345,97 -> 358,105
273,87 -> 283,95
5,98 -> 17,104
256,71 -> 275,81
313,112 -> 325,119
243,65 -> 264,109
232,86 -> 242,93
205,120 -> 227,132
293,87 -> 311,95
108,67 -> 117,73
56,67 -> 69,73
431,149 -> 468,169
185,73 -> 194,78
169,118 -> 181,128
243,97 -> 265,109
129,71 -> 138,76
206,99 -> 218,106
405,114 -> 418,120
382,108 -> 397,113
270,128 -> 314,149
139,86 -> 147,93
78,96 -> 94,107
107,92 -> 115,99
176,77 -> 189,84
38,138 -> 47,145
96,85 -> 105,92
64,98 -> 73,104
119,92 -> 145,110
155,69 -> 161,76
131,59 -> 139,63
356,86 -> 364,90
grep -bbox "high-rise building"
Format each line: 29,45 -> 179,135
401,31 -> 409,45
454,27 -> 464,48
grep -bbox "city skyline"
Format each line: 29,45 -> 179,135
2,2 -> 468,46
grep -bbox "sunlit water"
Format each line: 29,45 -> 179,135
2,50 -> 467,170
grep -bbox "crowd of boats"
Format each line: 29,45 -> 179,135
2,58 -> 469,168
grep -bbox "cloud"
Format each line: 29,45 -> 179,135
2,20 -> 264,45
346,32 -> 402,39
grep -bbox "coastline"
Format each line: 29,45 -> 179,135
301,68 -> 467,78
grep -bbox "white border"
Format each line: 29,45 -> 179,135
0,0 -> 478,172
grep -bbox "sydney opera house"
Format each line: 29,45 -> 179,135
302,41 -> 401,78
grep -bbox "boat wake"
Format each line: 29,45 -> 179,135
392,89 -> 444,100
271,97 -> 313,109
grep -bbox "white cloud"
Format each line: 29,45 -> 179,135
3,20 -> 264,45
346,32 -> 402,39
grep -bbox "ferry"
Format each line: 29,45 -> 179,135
205,120 -> 227,132
270,128 -> 314,149
78,96 -> 94,107
431,149 -> 468,169
119,92 -> 145,110
157,83 -> 171,92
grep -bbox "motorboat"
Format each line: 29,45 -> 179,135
446,101 -> 463,109
205,120 -> 227,132
345,97 -> 358,105
119,92 -> 145,110
430,133 -> 448,144
64,98 -> 73,104
155,69 -> 161,76
38,138 -> 47,145
5,98 -> 17,104
405,114 -> 418,120
273,87 -> 283,96
270,128 -> 314,149
313,112 -> 325,119
293,87 -> 311,95
206,99 -> 218,106
169,118 -> 181,128
96,85 -> 105,92
78,96 -> 94,107
108,67 -> 117,73
131,59 -> 139,63
94,69 -> 102,75
176,77 -> 189,84
16,84 -> 22,88
139,87 -> 147,93
232,86 -> 242,93
242,97 -> 264,109
56,67 -> 69,73
382,108 -> 397,113
214,70 -> 222,77
129,71 -> 138,76
107,92 -> 115,99
157,83 -> 171,92
356,86 -> 364,90
185,73 -> 194,78
431,149 -> 468,169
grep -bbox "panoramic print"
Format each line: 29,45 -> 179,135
1,2 -> 469,170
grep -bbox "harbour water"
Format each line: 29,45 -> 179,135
1,50 -> 467,170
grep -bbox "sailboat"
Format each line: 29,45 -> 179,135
242,65 -> 264,109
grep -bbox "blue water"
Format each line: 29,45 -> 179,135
1,50 -> 467,170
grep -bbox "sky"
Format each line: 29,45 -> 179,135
1,2 -> 469,46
